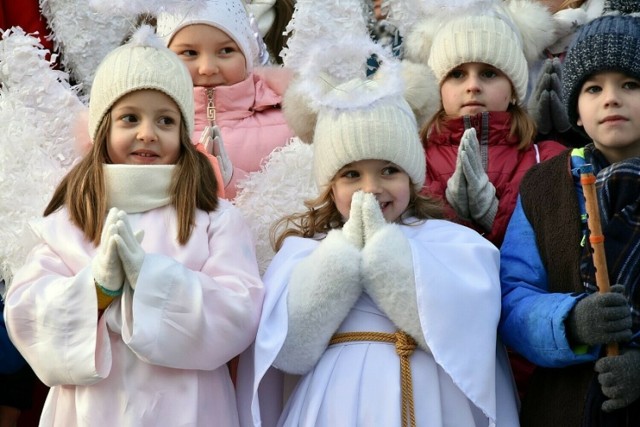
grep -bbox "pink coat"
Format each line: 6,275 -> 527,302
193,69 -> 295,199
4,201 -> 264,426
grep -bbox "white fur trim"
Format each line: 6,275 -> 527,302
505,0 -> 557,63
0,29 -> 83,283
235,138 -> 317,274
273,230 -> 363,374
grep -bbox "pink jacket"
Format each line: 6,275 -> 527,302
193,69 -> 295,199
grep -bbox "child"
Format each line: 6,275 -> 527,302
237,33 -> 520,424
499,10 -> 640,426
3,27 -> 264,427
156,0 -> 295,199
404,0 -> 566,248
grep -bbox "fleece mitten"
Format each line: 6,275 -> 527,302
114,211 -> 145,289
92,207 -> 125,293
595,348 -> 640,412
274,196 -> 364,374
460,128 -> 499,231
360,193 -> 427,350
566,285 -> 632,346
201,125 -> 233,187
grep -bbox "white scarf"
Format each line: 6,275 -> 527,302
103,164 -> 174,213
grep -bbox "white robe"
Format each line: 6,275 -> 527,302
5,200 -> 264,427
237,219 -> 519,427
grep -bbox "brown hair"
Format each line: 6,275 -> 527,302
264,0 -> 295,64
420,101 -> 537,151
44,112 -> 219,246
272,178 -> 444,251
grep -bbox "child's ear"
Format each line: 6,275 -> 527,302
577,117 -> 583,127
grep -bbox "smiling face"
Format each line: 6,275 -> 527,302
440,62 -> 513,116
169,24 -> 247,87
577,71 -> 640,163
331,159 -> 411,223
107,89 -> 182,165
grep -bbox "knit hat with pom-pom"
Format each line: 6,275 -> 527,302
88,25 -> 194,140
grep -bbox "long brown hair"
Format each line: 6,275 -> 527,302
45,110 -> 219,246
263,0 -> 295,64
420,101 -> 537,151
272,178 -> 444,251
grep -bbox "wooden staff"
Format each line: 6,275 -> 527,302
579,164 -> 618,356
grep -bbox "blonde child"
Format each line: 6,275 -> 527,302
404,0 -> 566,248
3,27 -> 264,426
500,8 -> 640,426
156,0 -> 295,199
237,29 -> 519,423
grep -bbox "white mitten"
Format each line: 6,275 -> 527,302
92,207 -> 125,293
201,125 -> 233,186
274,229 -> 363,374
342,190 -> 365,249
445,136 -> 471,221
114,211 -> 145,289
361,194 -> 427,350
460,128 -> 499,231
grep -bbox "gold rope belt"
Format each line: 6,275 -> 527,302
329,331 -> 417,427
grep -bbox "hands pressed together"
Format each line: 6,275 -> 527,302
201,124 -> 233,187
527,57 -> 571,136
445,128 -> 499,231
91,208 -> 145,302
566,284 -> 640,412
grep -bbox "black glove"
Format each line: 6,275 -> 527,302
528,57 -> 571,135
566,285 -> 632,346
595,348 -> 640,412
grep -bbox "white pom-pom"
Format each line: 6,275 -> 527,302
128,25 -> 165,49
505,0 -> 556,62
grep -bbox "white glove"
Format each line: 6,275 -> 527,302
114,211 -> 145,289
445,137 -> 471,221
360,193 -> 427,349
460,128 -> 499,231
92,208 -> 125,292
200,125 -> 233,186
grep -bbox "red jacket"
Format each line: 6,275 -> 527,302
423,111 -> 565,247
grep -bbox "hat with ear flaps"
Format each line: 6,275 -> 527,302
404,0 -> 556,104
562,1 -> 640,130
280,1 -> 431,191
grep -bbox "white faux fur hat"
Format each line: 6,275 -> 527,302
405,0 -> 556,104
156,0 -> 259,73
88,26 -> 194,140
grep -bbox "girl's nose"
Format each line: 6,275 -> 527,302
361,175 -> 382,194
465,73 -> 482,93
137,120 -> 157,142
199,56 -> 219,76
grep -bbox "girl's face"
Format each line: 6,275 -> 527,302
332,159 -> 411,223
440,62 -> 513,116
107,90 -> 181,165
577,71 -> 640,163
169,24 -> 247,87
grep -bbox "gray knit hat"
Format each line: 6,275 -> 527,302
88,26 -> 194,141
563,14 -> 640,130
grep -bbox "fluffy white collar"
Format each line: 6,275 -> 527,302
103,164 -> 174,213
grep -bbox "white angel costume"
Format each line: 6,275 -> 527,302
238,218 -> 519,427
4,165 -> 264,427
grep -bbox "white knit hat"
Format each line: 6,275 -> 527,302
428,15 -> 528,102
312,81 -> 426,191
88,27 -> 194,140
88,26 -> 194,141
405,0 -> 556,104
156,0 -> 259,73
